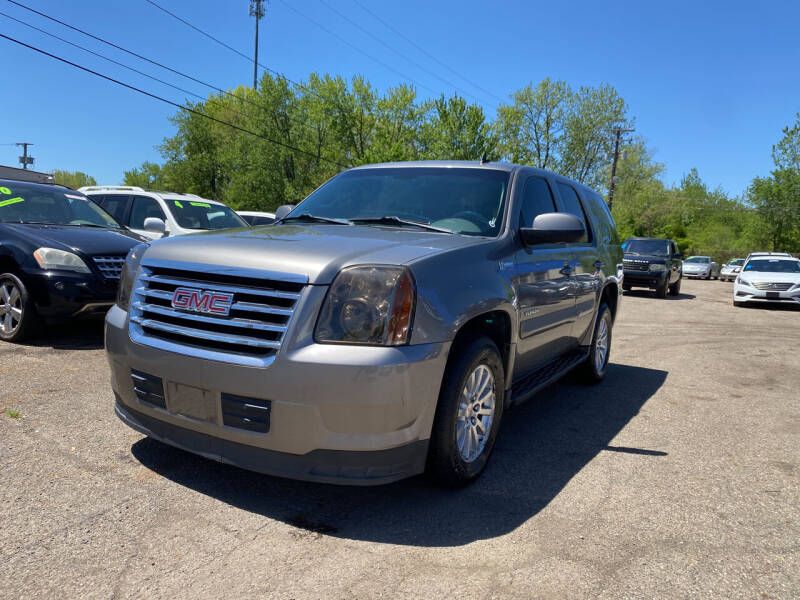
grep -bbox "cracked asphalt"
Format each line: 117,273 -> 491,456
1,279 -> 798,599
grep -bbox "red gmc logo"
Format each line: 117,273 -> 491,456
171,287 -> 234,316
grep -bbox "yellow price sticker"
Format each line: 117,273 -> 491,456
0,197 -> 24,208
0,186 -> 11,195
174,200 -> 183,208
190,201 -> 211,208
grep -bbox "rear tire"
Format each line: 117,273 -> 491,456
427,336 -> 505,487
0,273 -> 40,343
668,277 -> 681,296
579,303 -> 612,383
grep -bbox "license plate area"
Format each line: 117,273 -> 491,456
766,291 -> 780,299
166,382 -> 218,423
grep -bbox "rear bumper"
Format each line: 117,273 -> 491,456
115,399 -> 428,485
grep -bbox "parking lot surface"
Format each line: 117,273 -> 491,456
1,279 -> 798,599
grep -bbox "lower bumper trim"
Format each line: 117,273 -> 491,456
114,398 -> 428,486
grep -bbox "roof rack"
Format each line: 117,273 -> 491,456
77,185 -> 145,192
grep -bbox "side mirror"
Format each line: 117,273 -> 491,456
520,212 -> 585,245
674,253 -> 683,259
274,204 -> 296,221
143,217 -> 166,236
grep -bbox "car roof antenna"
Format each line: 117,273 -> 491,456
480,152 -> 489,164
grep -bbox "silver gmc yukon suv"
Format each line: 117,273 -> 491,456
106,161 -> 623,486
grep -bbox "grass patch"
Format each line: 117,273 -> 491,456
2,408 -> 21,419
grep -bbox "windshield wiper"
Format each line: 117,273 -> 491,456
280,213 -> 352,225
350,216 -> 454,234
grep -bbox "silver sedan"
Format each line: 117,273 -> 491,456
682,256 -> 720,279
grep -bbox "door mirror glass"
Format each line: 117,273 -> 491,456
274,204 -> 296,221
520,212 -> 586,245
143,217 -> 166,236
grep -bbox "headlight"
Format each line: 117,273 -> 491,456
33,247 -> 90,273
649,263 -> 667,272
315,265 -> 416,345
737,277 -> 752,287
117,243 -> 148,311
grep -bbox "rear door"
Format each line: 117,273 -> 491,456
98,194 -> 131,226
512,175 -> 578,376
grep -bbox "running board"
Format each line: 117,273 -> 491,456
508,347 -> 590,407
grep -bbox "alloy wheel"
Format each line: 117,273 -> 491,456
455,364 -> 496,463
0,280 -> 23,336
594,317 -> 609,372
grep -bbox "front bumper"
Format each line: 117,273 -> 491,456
23,268 -> 117,319
682,268 -> 709,278
105,305 -> 449,485
622,270 -> 667,288
733,285 -> 800,304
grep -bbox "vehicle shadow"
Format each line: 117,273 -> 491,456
623,290 -> 696,300
743,302 -> 800,312
131,363 -> 667,547
21,320 -> 105,350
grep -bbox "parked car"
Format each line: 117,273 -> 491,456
745,251 -> 793,261
733,255 -> 800,307
621,237 -> 682,298
237,210 -> 276,226
0,179 -> 146,342
106,160 -> 623,486
719,258 -> 745,281
80,186 -> 248,240
682,256 -> 719,279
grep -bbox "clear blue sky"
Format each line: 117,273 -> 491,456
1,0 -> 798,197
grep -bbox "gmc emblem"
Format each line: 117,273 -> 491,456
171,287 -> 234,316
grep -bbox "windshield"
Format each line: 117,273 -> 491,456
726,259 -> 744,266
288,167 -> 510,237
0,181 -> 120,228
624,239 -> 669,256
166,199 -> 247,230
685,256 -> 711,263
744,259 -> 800,273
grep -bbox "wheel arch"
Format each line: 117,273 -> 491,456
447,309 -> 514,390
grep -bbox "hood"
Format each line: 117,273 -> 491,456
142,223 -> 486,284
3,223 -> 146,255
623,253 -> 668,262
740,272 -> 800,284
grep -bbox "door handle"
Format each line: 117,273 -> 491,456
593,260 -> 605,269
559,264 -> 573,276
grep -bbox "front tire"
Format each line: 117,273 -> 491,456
655,279 -> 668,298
427,336 -> 505,487
668,276 -> 682,296
0,273 -> 40,342
579,303 -> 612,383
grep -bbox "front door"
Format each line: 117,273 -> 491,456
512,176 -> 578,377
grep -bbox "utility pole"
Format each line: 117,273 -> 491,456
16,142 -> 34,170
607,127 -> 634,210
250,0 -> 266,89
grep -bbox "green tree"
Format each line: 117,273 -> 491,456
122,161 -> 166,189
748,169 -> 800,252
771,112 -> 800,171
53,170 -> 96,189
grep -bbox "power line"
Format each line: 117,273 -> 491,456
5,1 -> 322,135
316,0 -> 494,109
350,0 -> 504,105
0,32 -> 348,169
274,0 -> 439,97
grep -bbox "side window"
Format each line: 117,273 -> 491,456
100,195 -> 130,223
556,182 -> 591,244
129,196 -> 166,229
520,177 -> 556,228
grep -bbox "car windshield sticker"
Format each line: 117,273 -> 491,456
0,186 -> 11,195
190,201 -> 210,208
0,197 -> 24,208
64,193 -> 86,200
174,200 -> 183,208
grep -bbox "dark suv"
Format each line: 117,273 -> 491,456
107,160 -> 623,486
0,179 -> 146,342
622,237 -> 682,298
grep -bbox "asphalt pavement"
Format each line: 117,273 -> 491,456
1,278 -> 798,599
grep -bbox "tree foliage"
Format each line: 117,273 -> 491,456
53,170 -> 96,189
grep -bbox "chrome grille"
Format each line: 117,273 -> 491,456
93,256 -> 126,279
752,281 -> 793,291
129,262 -> 307,366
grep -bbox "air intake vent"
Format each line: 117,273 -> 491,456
221,393 -> 271,433
131,369 -> 166,409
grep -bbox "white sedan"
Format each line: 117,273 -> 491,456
682,256 -> 719,279
733,256 -> 800,306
